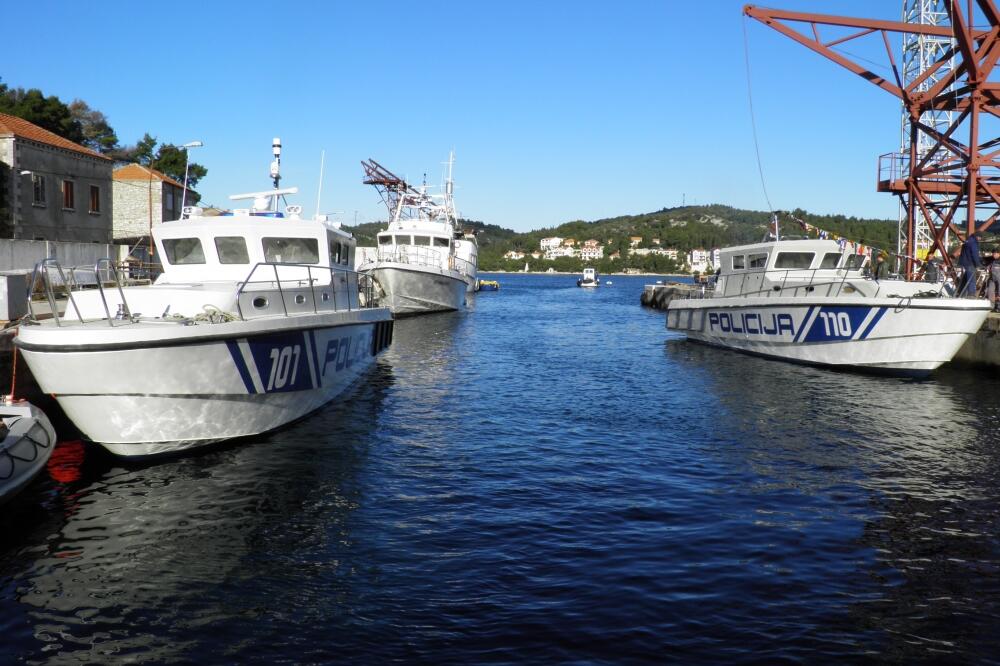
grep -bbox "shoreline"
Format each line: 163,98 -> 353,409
480,271 -> 691,278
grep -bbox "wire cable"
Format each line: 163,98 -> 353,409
743,17 -> 774,215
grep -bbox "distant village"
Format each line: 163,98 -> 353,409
504,236 -> 722,273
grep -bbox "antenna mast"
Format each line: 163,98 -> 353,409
897,0 -> 957,267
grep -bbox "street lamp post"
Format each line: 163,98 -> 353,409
179,140 -> 203,216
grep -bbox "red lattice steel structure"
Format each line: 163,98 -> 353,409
745,2 -> 1000,278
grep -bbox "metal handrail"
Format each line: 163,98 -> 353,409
26,258 -> 379,326
375,244 -> 475,278
234,261 -> 378,320
27,258 -> 87,327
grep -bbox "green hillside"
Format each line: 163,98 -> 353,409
345,204 -> 898,274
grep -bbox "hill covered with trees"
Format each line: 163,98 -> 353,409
347,204 -> 898,274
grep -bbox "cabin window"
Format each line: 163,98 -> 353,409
774,252 -> 814,269
162,237 -> 206,265
330,240 -> 342,264
215,236 -> 250,264
262,237 -> 320,264
844,254 -> 867,270
819,252 -> 841,269
378,234 -> 393,246
732,255 -> 745,270
748,253 -> 768,269
414,235 -> 431,246
395,235 -> 412,245
434,237 -> 449,248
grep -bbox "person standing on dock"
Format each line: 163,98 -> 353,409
923,256 -> 940,283
987,248 -> 1000,311
872,253 -> 890,281
957,234 -> 982,298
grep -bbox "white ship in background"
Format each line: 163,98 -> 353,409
358,154 -> 478,316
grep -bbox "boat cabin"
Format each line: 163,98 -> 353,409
154,207 -> 356,285
715,239 -> 877,298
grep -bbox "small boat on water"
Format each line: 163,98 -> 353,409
577,267 -> 600,288
358,154 -> 478,315
666,238 -> 990,374
0,399 -> 57,504
477,279 -> 500,291
14,139 -> 394,457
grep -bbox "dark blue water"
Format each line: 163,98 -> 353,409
4,273 -> 1000,663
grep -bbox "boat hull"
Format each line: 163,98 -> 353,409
16,314 -> 394,457
0,402 -> 57,504
369,263 -> 467,315
666,297 -> 989,373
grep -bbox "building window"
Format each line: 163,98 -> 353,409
89,185 -> 101,213
31,174 -> 47,205
62,180 -> 75,210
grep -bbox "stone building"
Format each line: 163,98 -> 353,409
0,111 -> 113,242
112,164 -> 191,241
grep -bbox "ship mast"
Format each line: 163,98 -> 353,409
361,159 -> 420,222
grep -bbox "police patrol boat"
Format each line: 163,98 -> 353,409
14,140 -> 394,457
358,154 -> 478,315
0,399 -> 57,504
665,238 -> 990,374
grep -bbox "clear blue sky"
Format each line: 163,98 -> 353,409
5,1 -> 911,231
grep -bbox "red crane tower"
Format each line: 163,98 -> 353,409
744,2 -> 1000,279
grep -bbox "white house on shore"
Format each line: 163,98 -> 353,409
545,245 -> 576,260
539,237 -> 563,251
0,111 -> 113,243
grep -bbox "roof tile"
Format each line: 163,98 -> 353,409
0,112 -> 110,161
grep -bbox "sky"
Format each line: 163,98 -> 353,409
3,1 -> 924,231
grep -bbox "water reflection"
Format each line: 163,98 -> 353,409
665,338 -> 1000,659
0,362 -> 393,663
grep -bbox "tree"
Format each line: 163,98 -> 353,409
0,83 -> 83,143
69,99 -> 119,153
151,143 -> 207,189
124,133 -> 158,165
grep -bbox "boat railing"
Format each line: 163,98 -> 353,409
235,262 -> 378,319
376,244 -> 475,278
27,258 -> 130,327
687,266 -> 894,300
25,258 -> 378,326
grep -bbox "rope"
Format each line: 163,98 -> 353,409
743,16 -> 774,215
193,304 -> 238,323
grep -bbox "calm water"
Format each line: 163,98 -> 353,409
4,273 -> 1000,663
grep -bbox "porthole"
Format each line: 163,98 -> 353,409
253,296 -> 269,309
294,294 -> 306,304
322,292 -> 331,301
